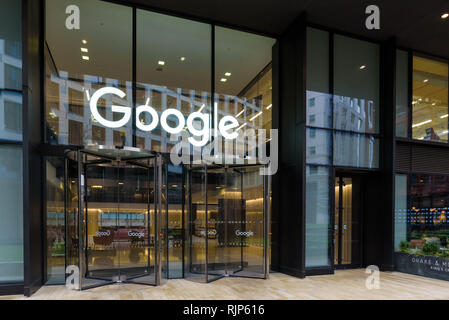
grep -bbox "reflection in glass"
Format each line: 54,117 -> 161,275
0,0 -> 22,142
305,165 -> 331,267
306,28 -> 331,129
306,128 -> 332,165
215,27 -> 275,142
0,145 -> 23,283
412,56 -> 448,142
333,35 -> 379,134
45,0 -> 133,146
333,132 -> 379,168
136,10 -> 211,152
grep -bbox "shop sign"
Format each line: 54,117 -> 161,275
90,87 -> 239,147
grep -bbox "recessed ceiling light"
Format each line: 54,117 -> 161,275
423,79 -> 429,83
441,13 -> 449,19
81,47 -> 88,53
180,57 -> 186,61
158,60 -> 165,65
220,78 -> 227,82
82,39 -> 87,44
225,72 -> 232,77
82,56 -> 89,60
359,65 -> 366,70
266,104 -> 272,110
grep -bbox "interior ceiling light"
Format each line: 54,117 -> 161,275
180,57 -> 186,61
82,56 -> 89,61
198,104 -> 206,113
423,79 -> 429,83
440,114 -> 448,119
220,78 -> 227,82
412,119 -> 432,128
81,47 -> 88,53
266,104 -> 272,110
441,13 -> 449,19
225,72 -> 232,77
237,122 -> 247,131
236,109 -> 245,117
359,65 -> 366,70
82,39 -> 87,44
158,60 -> 165,65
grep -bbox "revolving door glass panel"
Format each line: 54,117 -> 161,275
65,148 -> 166,290
185,164 -> 270,283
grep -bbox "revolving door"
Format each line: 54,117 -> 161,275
65,146 -> 168,290
184,164 -> 271,282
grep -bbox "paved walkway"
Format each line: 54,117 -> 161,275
2,269 -> 449,300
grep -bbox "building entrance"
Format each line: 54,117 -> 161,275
65,146 -> 168,290
333,175 -> 362,268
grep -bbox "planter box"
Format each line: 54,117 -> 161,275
395,252 -> 449,281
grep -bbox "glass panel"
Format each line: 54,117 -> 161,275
333,35 -> 379,134
45,0 -> 133,146
398,174 -> 449,257
412,56 -> 448,142
119,160 -> 156,285
305,165 -> 331,267
306,28 -> 331,129
215,27 -> 275,140
340,177 -> 353,265
394,174 -> 408,250
45,157 -> 66,285
206,167 -> 227,281
306,128 -> 332,165
396,50 -> 409,138
333,132 -> 379,168
0,145 -> 23,283
167,164 -> 183,278
184,166 -> 207,282
0,0 -> 22,142
65,153 -> 79,283
84,162 -> 120,283
136,10 -> 211,152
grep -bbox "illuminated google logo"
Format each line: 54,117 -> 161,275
90,87 -> 240,147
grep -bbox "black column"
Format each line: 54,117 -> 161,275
364,38 -> 396,271
22,0 -> 44,296
274,13 -> 307,278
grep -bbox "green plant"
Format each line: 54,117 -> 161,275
422,242 -> 440,256
399,240 -> 410,253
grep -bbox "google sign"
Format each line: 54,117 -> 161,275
90,87 -> 240,147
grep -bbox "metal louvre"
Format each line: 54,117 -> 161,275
396,142 -> 449,174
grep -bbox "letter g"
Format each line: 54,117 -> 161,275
90,87 -> 131,128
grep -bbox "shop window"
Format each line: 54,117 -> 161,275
411,56 -> 448,142
395,173 -> 449,259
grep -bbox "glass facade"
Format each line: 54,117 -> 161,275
394,173 -> 449,258
43,0 -> 274,284
411,56 -> 448,142
0,0 -> 23,284
305,27 -> 380,268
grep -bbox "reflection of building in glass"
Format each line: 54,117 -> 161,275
0,39 -> 22,142
45,70 -> 269,152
